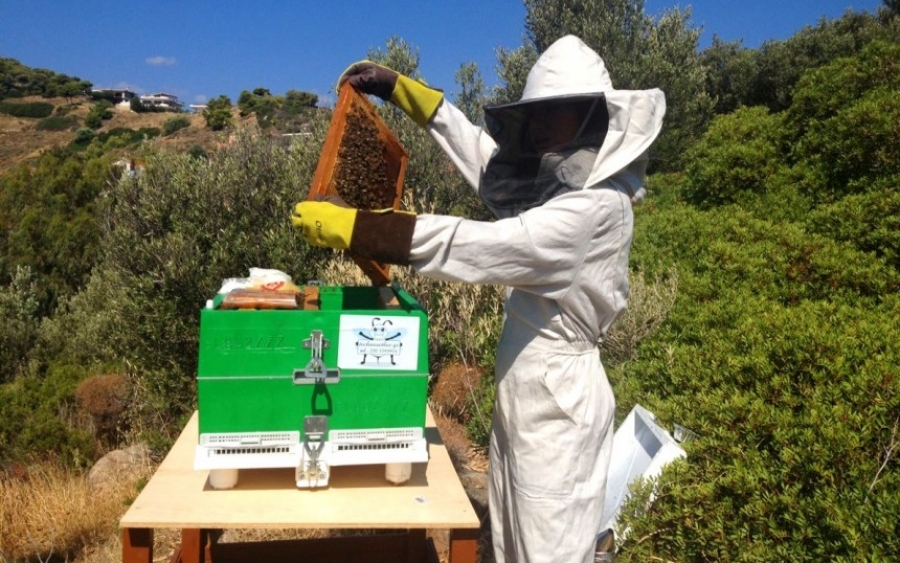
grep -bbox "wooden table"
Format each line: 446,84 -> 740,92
120,409 -> 481,563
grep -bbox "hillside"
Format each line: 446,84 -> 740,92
0,96 -> 233,172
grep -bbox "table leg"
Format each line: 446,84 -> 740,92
122,528 -> 153,563
405,528 -> 427,563
179,528 -> 215,563
449,528 -> 479,563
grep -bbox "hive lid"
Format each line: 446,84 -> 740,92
308,82 -> 409,286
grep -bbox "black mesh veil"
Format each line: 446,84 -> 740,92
479,94 -> 610,216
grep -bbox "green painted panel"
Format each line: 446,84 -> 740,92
196,285 -> 429,437
197,375 -> 427,434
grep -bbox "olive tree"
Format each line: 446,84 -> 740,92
490,44 -> 538,105
202,95 -> 233,130
453,61 -> 486,125
700,36 -> 759,115
748,10 -> 897,111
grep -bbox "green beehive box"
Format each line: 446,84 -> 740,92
194,284 -> 430,487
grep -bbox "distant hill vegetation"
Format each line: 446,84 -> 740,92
0,57 -> 92,100
0,58 -> 324,170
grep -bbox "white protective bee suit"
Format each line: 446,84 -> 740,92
409,36 -> 665,562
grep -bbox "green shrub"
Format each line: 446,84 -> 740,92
612,297 -> 900,561
32,267 -> 130,370
203,95 -> 233,130
187,144 -> 208,160
806,176 -> 900,270
794,87 -> 900,203
162,115 -> 190,136
682,106 -> 789,208
684,42 -> 900,212
610,177 -> 900,559
283,89 -> 318,113
0,362 -> 97,466
785,40 -> 900,137
0,148 -> 108,314
0,57 -> 91,99
35,114 -> 78,131
53,104 -> 78,116
647,178 -> 899,308
90,90 -> 117,104
0,100 -> 54,118
237,88 -> 318,131
95,126 -> 160,147
0,266 -> 40,383
84,101 -> 112,129
72,127 -> 95,144
139,127 -> 161,139
748,12 -> 899,113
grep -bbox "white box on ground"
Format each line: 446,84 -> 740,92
600,404 -> 687,533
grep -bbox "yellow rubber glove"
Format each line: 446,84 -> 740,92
390,74 -> 444,127
292,195 -> 418,264
291,201 -> 357,250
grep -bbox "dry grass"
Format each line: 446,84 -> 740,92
0,458 -> 153,562
603,267 -> 679,363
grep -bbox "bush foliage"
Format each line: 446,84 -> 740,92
0,266 -> 40,383
95,126 -> 161,146
609,34 -> 900,561
237,88 -> 318,131
0,100 -> 54,118
0,148 -> 111,314
84,100 -> 113,129
163,115 -> 191,136
0,57 -> 92,100
202,95 -> 233,130
613,218 -> 900,559
1,8 -> 899,560
0,362 -> 97,465
682,106 -> 788,207
35,114 -> 79,131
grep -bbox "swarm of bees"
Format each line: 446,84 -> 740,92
331,106 -> 396,210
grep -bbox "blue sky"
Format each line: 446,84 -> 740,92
0,0 -> 886,108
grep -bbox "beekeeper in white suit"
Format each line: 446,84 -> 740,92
293,35 -> 666,563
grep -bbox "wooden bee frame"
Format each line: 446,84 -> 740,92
308,81 -> 409,286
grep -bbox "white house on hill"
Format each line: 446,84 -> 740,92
139,92 -> 183,112
92,88 -> 136,106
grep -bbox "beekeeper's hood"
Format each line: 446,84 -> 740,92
480,35 -> 666,215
